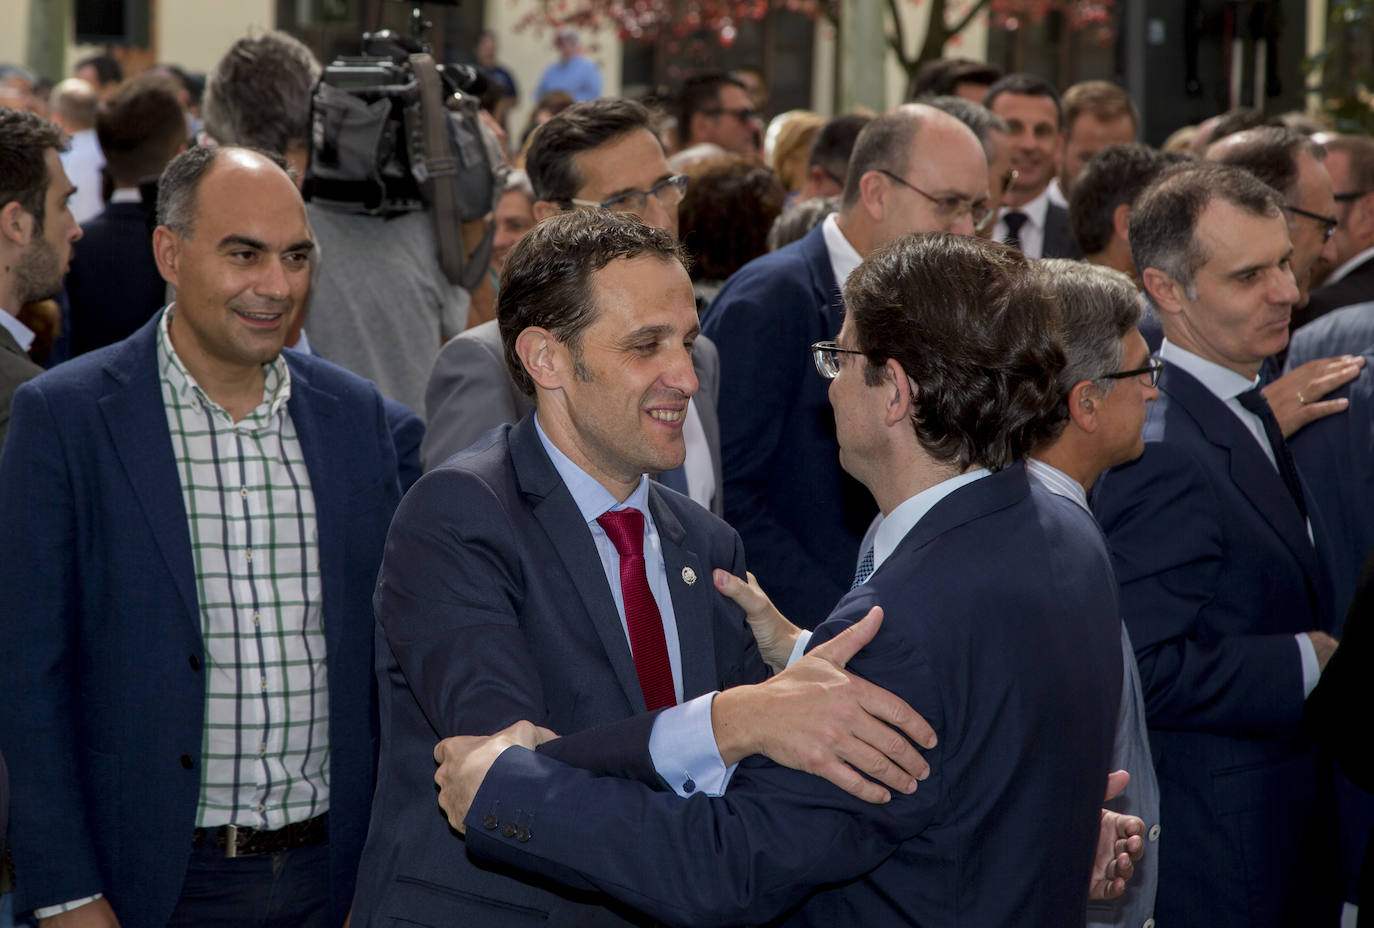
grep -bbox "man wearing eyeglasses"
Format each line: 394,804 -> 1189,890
422,99 -> 725,520
677,72 -> 762,159
1092,161 -> 1344,927
700,103 -> 990,629
1024,260 -> 1162,928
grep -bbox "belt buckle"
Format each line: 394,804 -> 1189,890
225,823 -> 240,859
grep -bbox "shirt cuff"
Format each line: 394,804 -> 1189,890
34,894 -> 104,918
1296,632 -> 1320,698
648,691 -> 739,797
786,630 -> 814,668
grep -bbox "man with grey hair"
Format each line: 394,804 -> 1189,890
0,144 -> 399,927
1027,259 -> 1161,928
203,30 -> 469,419
48,77 -> 105,223
1092,160 -> 1343,927
701,102 -> 990,628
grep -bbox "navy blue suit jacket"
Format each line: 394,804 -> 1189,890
463,465 -> 1122,928
700,223 -> 876,629
0,314 -> 399,927
1092,362 -> 1341,926
65,200 -> 166,357
352,415 -> 768,926
1286,300 -> 1374,369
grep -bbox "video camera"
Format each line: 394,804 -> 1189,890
303,2 -> 507,289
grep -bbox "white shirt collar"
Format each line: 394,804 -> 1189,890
1025,457 -> 1089,511
109,187 -> 142,204
0,308 -> 36,352
1323,244 -> 1374,286
1158,338 -> 1259,402
868,469 -> 991,573
822,212 -> 864,291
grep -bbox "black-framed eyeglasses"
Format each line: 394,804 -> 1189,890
703,106 -> 759,123
568,174 -> 689,214
1334,190 -> 1371,203
1284,204 -> 1339,243
877,169 -> 993,231
811,340 -> 867,379
1100,358 -> 1163,388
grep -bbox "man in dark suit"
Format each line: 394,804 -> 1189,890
701,103 -> 991,627
0,108 -> 82,449
0,146 -> 399,927
431,232 -> 1133,927
422,99 -> 726,515
985,73 -> 1082,259
353,210 -> 938,926
1296,136 -> 1374,330
1093,161 -> 1343,926
66,71 -> 185,357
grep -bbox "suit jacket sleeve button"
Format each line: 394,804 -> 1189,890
482,813 -> 499,830
179,754 -> 194,770
501,822 -> 517,838
516,826 -> 532,842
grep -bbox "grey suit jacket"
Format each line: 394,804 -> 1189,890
0,324 -> 42,452
421,319 -> 725,515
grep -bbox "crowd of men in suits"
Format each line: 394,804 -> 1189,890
1,33 -> 1372,928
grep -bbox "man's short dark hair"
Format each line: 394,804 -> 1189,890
158,145 -> 289,239
526,98 -> 659,204
911,57 -> 1002,101
1069,143 -> 1192,255
0,107 -> 64,233
1129,161 -> 1283,301
97,72 -> 187,187
841,106 -> 926,210
806,113 -> 870,188
497,210 -> 686,397
75,54 -> 123,87
1209,125 -> 1323,201
983,73 -> 1063,129
919,95 -> 1008,161
1326,135 -> 1374,193
202,31 -> 320,155
1206,107 -> 1283,146
678,72 -> 748,144
844,232 -> 1066,471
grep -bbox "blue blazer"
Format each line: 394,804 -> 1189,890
352,415 -> 768,926
1286,299 -> 1374,369
65,200 -> 166,357
1092,361 -> 1341,926
0,313 -> 399,928
700,223 -> 876,629
463,465 -> 1123,928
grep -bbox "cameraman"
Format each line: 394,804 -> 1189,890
203,30 -> 470,419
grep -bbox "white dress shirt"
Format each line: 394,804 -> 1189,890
994,186 -> 1052,258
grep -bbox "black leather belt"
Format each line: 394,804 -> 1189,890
191,813 -> 328,858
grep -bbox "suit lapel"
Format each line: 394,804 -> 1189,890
509,417 -> 648,711
1160,365 -> 1323,586
799,223 -> 846,337
648,486 -> 717,699
285,357 -> 346,657
96,316 -> 199,624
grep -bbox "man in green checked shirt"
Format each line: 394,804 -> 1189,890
0,145 -> 399,928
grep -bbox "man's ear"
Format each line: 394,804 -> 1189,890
151,225 -> 182,288
857,170 -> 889,224
515,326 -> 563,391
0,201 -> 34,248
884,357 -> 915,427
1139,267 -> 1184,316
1111,203 -> 1132,244
1067,379 -> 1100,433
532,200 -> 562,224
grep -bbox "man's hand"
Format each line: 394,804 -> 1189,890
1089,770 -> 1146,900
38,899 -> 121,928
713,568 -> 801,671
1307,630 -> 1339,671
434,721 -> 557,833
710,607 -> 937,805
1265,355 -> 1364,437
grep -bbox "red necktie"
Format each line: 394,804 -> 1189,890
596,507 -> 677,711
